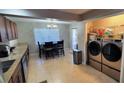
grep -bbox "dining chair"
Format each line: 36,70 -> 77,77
43,42 -> 54,59
38,41 -> 41,58
57,40 -> 65,56
53,43 -> 59,57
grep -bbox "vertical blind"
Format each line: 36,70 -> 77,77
33,28 -> 60,45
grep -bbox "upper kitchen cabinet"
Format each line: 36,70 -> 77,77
10,21 -> 16,39
5,18 -> 13,40
5,18 -> 18,40
13,22 -> 18,38
0,16 -> 8,42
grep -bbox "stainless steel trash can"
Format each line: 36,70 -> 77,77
73,49 -> 82,65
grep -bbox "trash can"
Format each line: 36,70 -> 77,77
73,49 -> 82,65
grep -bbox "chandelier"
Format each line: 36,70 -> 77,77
47,24 -> 58,28
46,18 -> 58,29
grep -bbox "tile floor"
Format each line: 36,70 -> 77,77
27,51 -> 117,83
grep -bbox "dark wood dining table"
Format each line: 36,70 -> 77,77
40,42 -> 58,58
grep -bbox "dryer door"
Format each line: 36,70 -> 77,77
102,43 -> 122,62
88,41 -> 101,56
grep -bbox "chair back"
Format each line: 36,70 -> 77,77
44,42 -> 53,48
57,40 -> 64,48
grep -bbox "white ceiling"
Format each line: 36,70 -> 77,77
58,9 -> 92,14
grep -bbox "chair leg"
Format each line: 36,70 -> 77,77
45,51 -> 47,59
40,53 -> 41,58
63,50 -> 65,56
39,49 -> 41,58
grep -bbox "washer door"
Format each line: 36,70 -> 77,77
88,41 -> 101,56
102,43 -> 121,62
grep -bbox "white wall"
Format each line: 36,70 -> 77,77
69,21 -> 86,64
16,21 -> 70,53
16,21 -> 87,64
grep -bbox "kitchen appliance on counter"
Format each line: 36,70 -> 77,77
0,44 -> 10,58
88,40 -> 102,71
102,40 -> 122,81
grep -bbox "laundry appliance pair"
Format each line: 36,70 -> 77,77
88,40 -> 122,81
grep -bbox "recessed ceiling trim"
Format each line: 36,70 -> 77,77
6,16 -> 72,24
0,9 -> 79,21
0,9 -> 124,21
58,9 -> 92,14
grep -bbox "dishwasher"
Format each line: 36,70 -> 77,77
21,55 -> 28,82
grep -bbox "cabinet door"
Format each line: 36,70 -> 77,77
8,78 -> 13,83
12,63 -> 24,83
10,21 -> 16,39
12,65 -> 19,83
18,66 -> 23,83
0,16 -> 8,42
5,18 -> 13,40
13,22 -> 18,38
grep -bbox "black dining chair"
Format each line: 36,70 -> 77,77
53,43 -> 59,57
38,41 -> 42,58
56,40 -> 65,56
43,42 -> 54,59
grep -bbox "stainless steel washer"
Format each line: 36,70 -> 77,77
88,40 -> 102,71
88,40 -> 102,63
102,41 -> 122,81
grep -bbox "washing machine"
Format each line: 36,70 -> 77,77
102,40 -> 122,81
88,40 -> 102,71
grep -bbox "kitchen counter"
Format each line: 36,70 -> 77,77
0,43 -> 28,82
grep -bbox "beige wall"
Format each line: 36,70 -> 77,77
87,13 -> 124,34
92,13 -> 124,27
16,21 -> 70,53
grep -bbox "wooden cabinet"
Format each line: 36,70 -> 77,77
8,47 -> 29,83
12,63 -> 22,83
0,15 -> 18,42
5,18 -> 13,40
4,17 -> 18,41
8,78 -> 13,83
13,22 -> 18,38
9,63 -> 24,83
10,21 -> 16,39
10,21 -> 18,39
0,16 -> 8,42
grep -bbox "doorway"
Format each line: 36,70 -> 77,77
71,28 -> 78,50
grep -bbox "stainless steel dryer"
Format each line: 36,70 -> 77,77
102,40 -> 122,81
88,40 -> 102,71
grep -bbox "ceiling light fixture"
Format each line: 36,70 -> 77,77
46,18 -> 58,29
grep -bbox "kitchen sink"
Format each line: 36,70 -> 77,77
1,60 -> 15,73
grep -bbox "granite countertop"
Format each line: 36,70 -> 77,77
0,43 -> 28,82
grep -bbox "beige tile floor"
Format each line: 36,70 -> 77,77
27,51 -> 117,83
